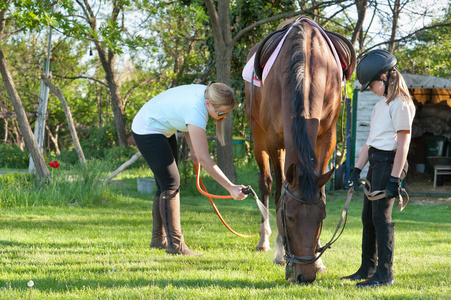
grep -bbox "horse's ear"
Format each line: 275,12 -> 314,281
286,163 -> 297,185
317,169 -> 334,188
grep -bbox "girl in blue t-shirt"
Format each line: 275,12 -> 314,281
132,82 -> 247,257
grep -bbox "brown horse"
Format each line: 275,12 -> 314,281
244,17 -> 355,283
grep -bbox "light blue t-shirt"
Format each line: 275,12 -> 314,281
132,84 -> 208,137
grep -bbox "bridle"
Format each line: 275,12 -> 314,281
280,183 -> 353,280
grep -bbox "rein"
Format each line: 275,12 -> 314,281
360,178 -> 409,211
281,184 -> 355,279
194,162 -> 255,238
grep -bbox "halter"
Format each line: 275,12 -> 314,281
280,183 -> 352,280
279,183 -> 323,280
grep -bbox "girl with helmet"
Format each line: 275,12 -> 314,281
341,50 -> 416,287
132,82 -> 248,257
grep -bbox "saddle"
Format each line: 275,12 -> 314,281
254,20 -> 356,82
254,24 -> 290,81
324,30 -> 356,81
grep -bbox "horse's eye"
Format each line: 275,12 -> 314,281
287,216 -> 295,223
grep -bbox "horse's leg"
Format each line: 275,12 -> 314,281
268,144 -> 286,265
314,128 -> 338,274
253,126 -> 272,252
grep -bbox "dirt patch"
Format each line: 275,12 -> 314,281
405,172 -> 451,205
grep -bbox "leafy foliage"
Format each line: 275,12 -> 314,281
395,10 -> 451,79
1,0 -> 450,179
0,171 -> 34,188
0,144 -> 29,168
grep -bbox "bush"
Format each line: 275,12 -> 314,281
104,145 -> 144,170
57,149 -> 80,165
80,124 -> 116,160
0,144 -> 29,168
0,172 -> 34,188
0,160 -> 112,207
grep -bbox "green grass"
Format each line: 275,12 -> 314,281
0,164 -> 450,299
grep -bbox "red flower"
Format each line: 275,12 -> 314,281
49,160 -> 61,168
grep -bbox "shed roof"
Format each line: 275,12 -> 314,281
354,73 -> 451,106
354,73 -> 451,90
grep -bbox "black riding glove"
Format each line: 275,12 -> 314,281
348,168 -> 362,188
385,176 -> 401,199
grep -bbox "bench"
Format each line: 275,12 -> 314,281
433,165 -> 451,188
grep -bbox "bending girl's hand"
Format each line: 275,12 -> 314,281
229,185 -> 248,200
191,152 -> 198,165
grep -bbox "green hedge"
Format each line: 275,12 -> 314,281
0,144 -> 29,168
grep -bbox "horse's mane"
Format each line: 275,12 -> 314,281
288,22 -> 318,202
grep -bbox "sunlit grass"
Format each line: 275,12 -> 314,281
0,163 -> 450,299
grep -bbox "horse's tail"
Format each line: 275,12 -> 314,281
288,22 -> 318,201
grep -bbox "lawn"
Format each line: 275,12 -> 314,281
0,168 -> 450,299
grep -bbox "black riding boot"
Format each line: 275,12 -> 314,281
341,222 -> 377,281
357,222 -> 395,287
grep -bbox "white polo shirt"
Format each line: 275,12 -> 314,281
366,96 -> 416,151
131,84 -> 208,137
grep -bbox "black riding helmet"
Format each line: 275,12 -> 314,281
356,49 -> 397,92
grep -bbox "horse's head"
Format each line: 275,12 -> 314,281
277,163 -> 333,284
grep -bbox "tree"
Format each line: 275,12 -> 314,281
63,0 -> 129,146
396,10 -> 451,78
202,0 -> 305,182
0,0 -> 54,181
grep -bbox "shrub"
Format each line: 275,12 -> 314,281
0,144 -> 29,168
57,149 -> 80,165
80,124 -> 116,159
104,145 -> 132,168
0,159 -> 112,207
104,145 -> 145,170
0,172 -> 34,188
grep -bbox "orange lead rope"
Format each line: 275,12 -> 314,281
194,162 -> 255,238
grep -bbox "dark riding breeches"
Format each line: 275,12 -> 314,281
362,148 -> 396,225
132,132 -> 180,195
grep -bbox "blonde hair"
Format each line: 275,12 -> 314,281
204,82 -> 236,145
386,69 -> 412,104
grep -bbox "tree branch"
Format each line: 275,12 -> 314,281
0,0 -> 12,39
53,73 -> 108,87
204,0 -> 224,47
231,10 -> 304,45
123,77 -> 156,107
362,21 -> 451,56
0,111 -> 36,119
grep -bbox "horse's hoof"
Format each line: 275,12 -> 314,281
273,258 -> 286,266
256,246 -> 271,252
316,263 -> 327,274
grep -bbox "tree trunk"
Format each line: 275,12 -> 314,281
204,0 -> 237,183
388,0 -> 401,53
215,48 -> 236,182
351,0 -> 369,49
96,83 -> 104,127
3,119 -> 7,143
46,123 -> 61,156
42,75 -> 86,164
96,44 -> 127,147
77,0 -> 128,147
0,46 -> 50,181
103,151 -> 142,184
